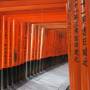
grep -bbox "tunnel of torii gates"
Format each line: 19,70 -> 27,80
0,0 -> 67,69
0,0 -> 67,77
1,0 -> 90,90
0,0 -> 67,70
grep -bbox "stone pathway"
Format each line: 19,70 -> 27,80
17,63 -> 69,90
